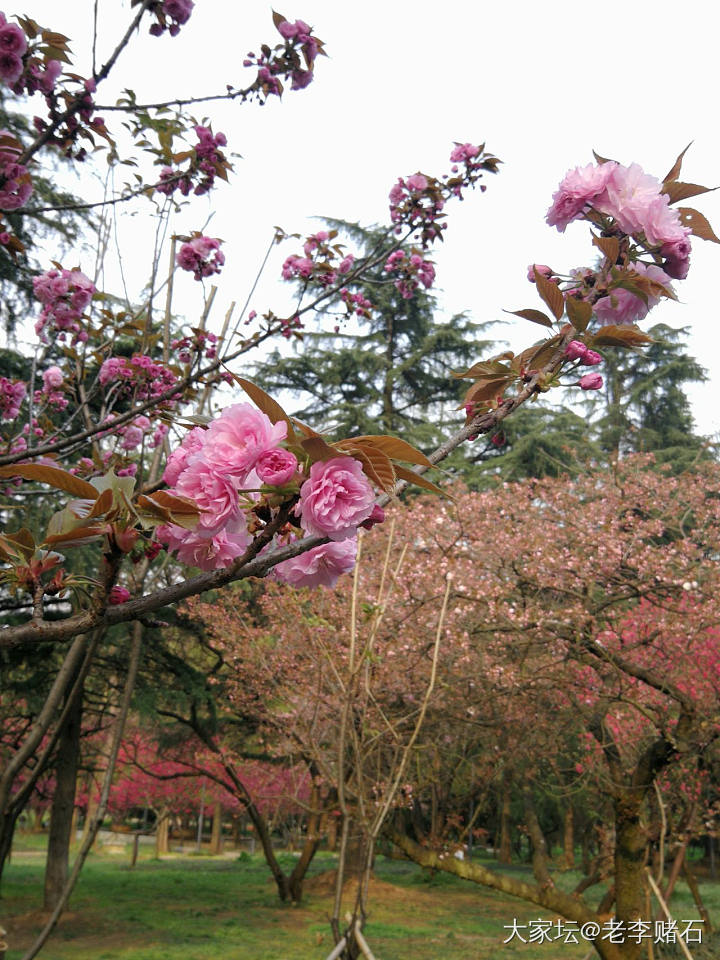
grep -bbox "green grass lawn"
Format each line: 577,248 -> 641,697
1,839 -> 717,960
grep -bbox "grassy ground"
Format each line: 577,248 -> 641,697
1,838 -> 717,960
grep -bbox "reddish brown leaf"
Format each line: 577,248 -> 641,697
341,444 -> 396,493
0,464 -> 98,499
232,376 -> 296,440
348,435 -> 433,468
505,308 -> 553,328
661,182 -> 715,205
592,234 -> 620,264
677,207 -> 720,244
464,377 -> 512,405
593,149 -> 616,165
591,325 -> 653,347
393,464 -> 448,498
664,142 -> 693,183
44,525 -> 108,547
301,436 -> 348,464
565,298 -> 593,333
535,271 -> 564,321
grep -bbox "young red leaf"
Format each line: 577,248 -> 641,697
677,207 -> 720,244
504,308 -> 553,328
664,142 -> 693,183
0,464 -> 99,500
535,270 -> 564,321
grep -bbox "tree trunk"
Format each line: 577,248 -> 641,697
563,805 -> 575,869
326,813 -> 338,851
613,796 -> 646,960
498,780 -> 512,864
43,681 -> 83,911
155,812 -> 170,856
209,803 -> 222,855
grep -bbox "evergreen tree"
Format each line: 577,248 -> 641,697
0,92 -> 89,335
587,323 -> 710,471
253,219 -> 496,456
469,404 -> 604,487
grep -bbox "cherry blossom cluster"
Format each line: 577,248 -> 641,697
542,160 -> 693,327
389,144 -> 499,247
157,125 -> 229,198
244,14 -> 324,99
339,288 -> 373,319
384,249 -> 436,299
564,341 -> 604,393
40,365 -> 67,410
0,130 -> 31,210
0,13 -> 65,97
33,267 -> 95,343
176,235 -> 225,281
98,354 -> 180,403
158,403 -> 380,587
147,0 -> 194,38
547,161 -> 691,273
31,73 -> 108,162
170,330 -> 218,363
279,314 -> 304,339
0,376 -> 25,420
0,13 -> 28,86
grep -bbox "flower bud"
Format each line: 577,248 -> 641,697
579,373 -> 603,391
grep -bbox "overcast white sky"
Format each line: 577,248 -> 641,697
17,0 -> 720,437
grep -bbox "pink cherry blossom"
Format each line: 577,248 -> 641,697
579,373 -> 603,391
272,537 -> 358,588
297,456 -> 375,541
565,341 -> 588,362
594,263 -> 673,327
158,522 -> 251,571
42,366 -> 63,391
0,376 -> 25,419
0,23 -> 26,57
546,162 -> 617,231
175,457 -> 242,536
255,448 -> 298,486
203,403 -> 287,480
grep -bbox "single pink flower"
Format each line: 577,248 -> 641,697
204,403 -> 287,480
272,537 -> 358,588
175,457 -> 242,536
297,456 -> 375,541
255,447 -> 298,486
42,365 -> 63,391
158,522 -> 250,571
163,426 -> 207,485
546,162 -> 617,232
